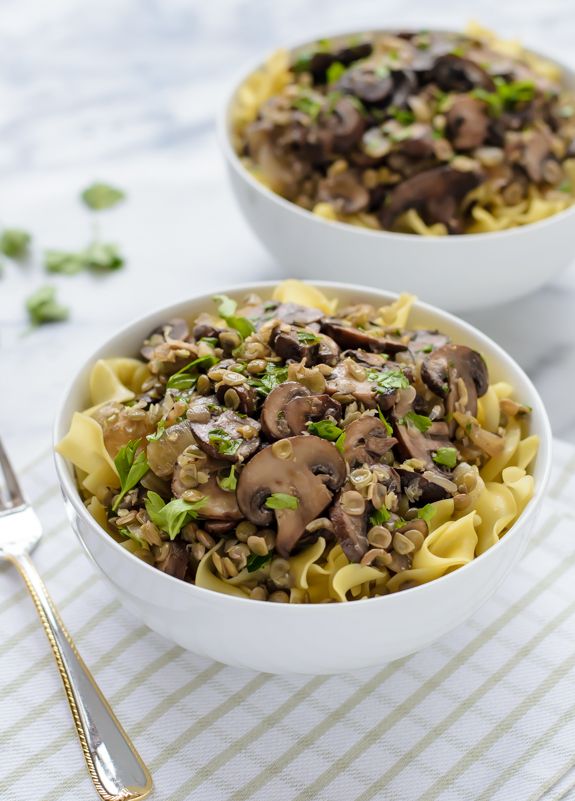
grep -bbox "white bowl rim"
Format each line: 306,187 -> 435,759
218,25 -> 575,243
53,279 -> 553,611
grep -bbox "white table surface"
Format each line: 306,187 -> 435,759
2,0 -> 575,465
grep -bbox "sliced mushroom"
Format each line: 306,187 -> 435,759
342,349 -> 390,368
325,361 -> 377,407
395,468 -> 451,506
343,417 -> 397,468
407,330 -> 450,356
192,312 -> 224,341
146,421 -> 196,478
446,96 -> 489,150
432,54 -> 495,92
215,382 -> 257,415
323,97 -> 366,151
156,541 -> 188,580
242,301 -> 324,327
236,435 -> 347,556
285,394 -> 342,435
522,130 -> 551,183
271,324 -> 321,365
321,319 -> 408,354
329,492 -> 369,561
190,410 -> 261,463
421,344 -> 488,417
261,382 -> 311,439
338,67 -> 394,105
316,334 -> 341,366
299,41 -> 373,83
394,417 -> 451,469
318,170 -> 370,214
379,165 -> 482,233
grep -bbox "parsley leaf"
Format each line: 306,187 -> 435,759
370,505 -> 391,527
390,107 -> 415,125
44,249 -> 86,275
307,420 -> 344,441
83,241 -> 124,271
402,410 -> 432,433
146,420 -> 166,442
213,294 -> 237,318
144,491 -> 205,540
112,438 -> 149,511
377,407 -> 393,435
81,182 -> 126,211
297,330 -> 321,345
26,285 -> 69,327
212,294 -> 255,339
293,95 -> 322,119
368,369 -> 410,392
0,228 -> 31,259
218,465 -> 237,492
418,504 -> 436,523
208,428 -> 241,456
326,61 -> 346,84
246,553 -> 272,573
335,431 -> 346,453
265,493 -> 299,510
432,447 -> 458,468
249,363 -> 289,396
166,355 -> 217,391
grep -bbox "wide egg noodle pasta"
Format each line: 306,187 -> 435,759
306,564 -> 332,603
502,466 -> 535,516
196,546 -> 250,598
331,564 -> 387,602
57,411 -> 119,492
272,281 -> 337,315
514,435 -> 539,471
477,386 -> 501,433
232,49 -> 291,137
88,357 -> 150,409
387,511 -> 478,592
289,537 -> 327,590
474,482 -> 517,555
481,419 -> 521,482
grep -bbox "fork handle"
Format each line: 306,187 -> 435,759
8,552 -> 152,801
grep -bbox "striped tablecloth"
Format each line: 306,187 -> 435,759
2,440 -> 575,801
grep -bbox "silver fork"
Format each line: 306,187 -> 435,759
0,438 -> 152,801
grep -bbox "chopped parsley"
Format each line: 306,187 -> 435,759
417,504 -> 436,523
432,447 -> 458,468
293,94 -> 323,120
326,61 -> 346,84
81,182 -> 125,211
265,493 -> 299,510
0,228 -> 31,260
377,407 -> 393,435
166,355 -> 217,391
390,107 -> 415,126
146,420 -> 166,442
208,428 -> 241,456
297,330 -> 321,345
306,420 -> 344,441
26,285 -> 69,327
112,438 -> 149,511
559,179 -> 573,194
218,465 -> 237,492
249,363 -> 289,396
472,78 -> 536,116
144,491 -> 205,540
334,431 -> 346,453
246,553 -> 272,573
370,505 -> 391,527
368,369 -> 410,393
401,410 -> 433,433
212,294 -> 255,339
45,242 -> 124,274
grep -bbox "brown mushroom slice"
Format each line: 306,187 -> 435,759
92,402 -> 155,458
156,541 -> 188,580
446,96 -> 489,151
343,417 -> 397,468
172,472 -> 243,521
192,312 -> 224,341
318,171 -> 370,214
325,361 -> 377,408
342,349 -> 390,368
141,318 -> 190,359
420,344 -> 488,417
329,492 -> 369,562
432,54 -> 495,92
284,394 -> 342,435
338,67 -> 393,105
190,410 -> 261,463
241,301 -> 324,327
236,436 -> 347,556
215,382 -> 257,415
316,334 -> 341,366
261,382 -> 311,439
323,97 -> 366,151
522,130 -> 551,183
380,165 -> 482,233
395,468 -> 451,506
146,421 -> 196,479
321,319 -> 408,354
393,418 -> 451,469
407,330 -> 450,356
271,325 -> 320,365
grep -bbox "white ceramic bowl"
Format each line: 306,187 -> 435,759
219,32 -> 575,312
54,281 -> 552,674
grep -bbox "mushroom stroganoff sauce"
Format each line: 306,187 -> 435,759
232,24 -> 575,235
58,282 -> 538,603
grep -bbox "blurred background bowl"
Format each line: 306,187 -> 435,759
219,30 -> 575,312
54,281 -> 552,674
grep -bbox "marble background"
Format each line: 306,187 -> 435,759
1,0 -> 575,464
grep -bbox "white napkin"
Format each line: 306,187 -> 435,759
2,440 -> 575,801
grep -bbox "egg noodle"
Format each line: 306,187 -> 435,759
231,23 -> 575,235
58,282 -> 538,602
